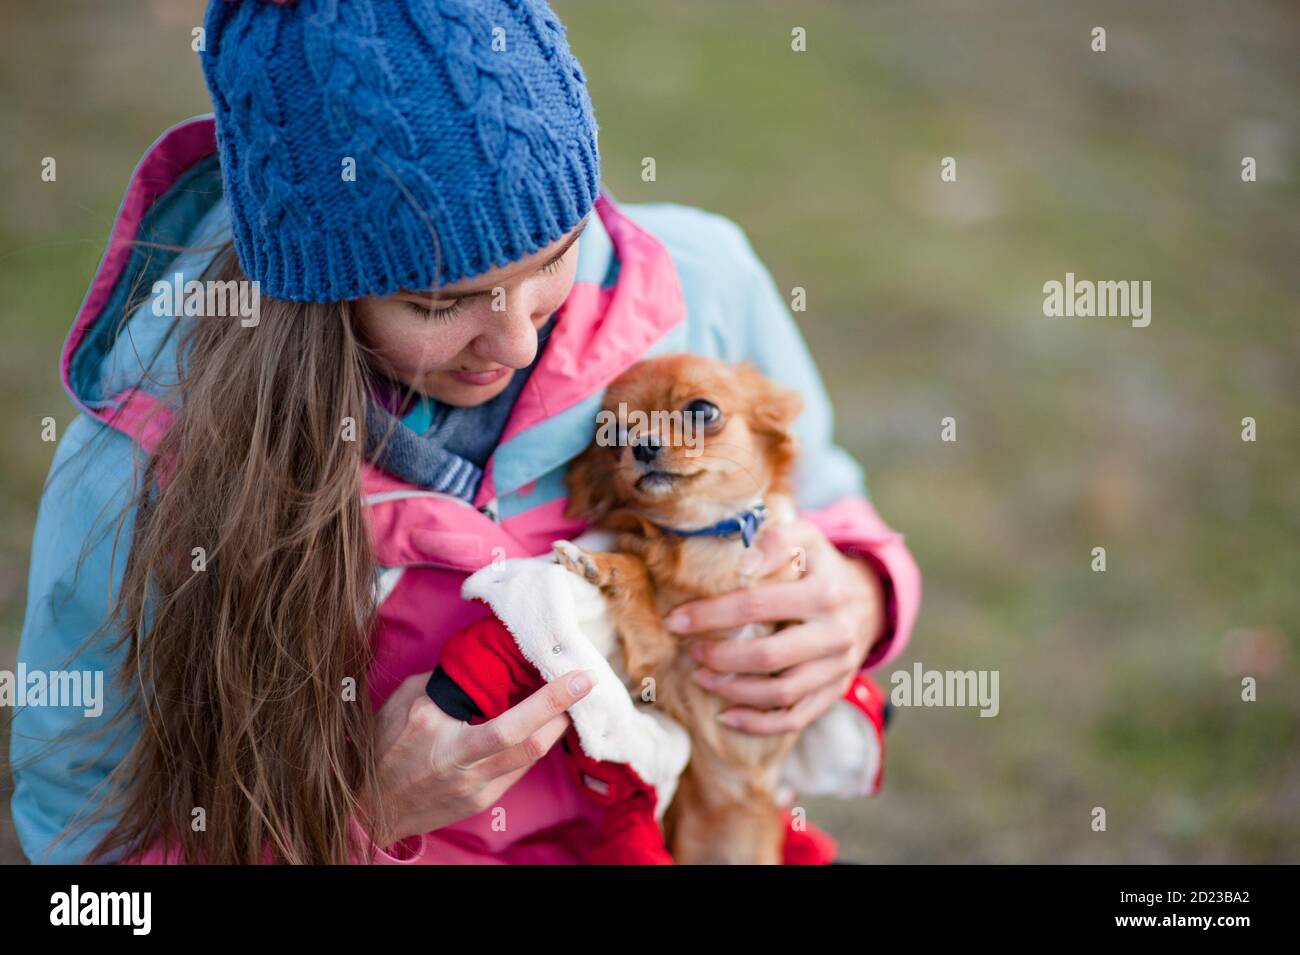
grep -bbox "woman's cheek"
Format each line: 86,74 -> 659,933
381,318 -> 471,378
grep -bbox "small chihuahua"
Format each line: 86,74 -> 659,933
556,353 -> 805,864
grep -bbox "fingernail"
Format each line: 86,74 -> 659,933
666,611 -> 689,631
692,669 -> 715,688
568,671 -> 593,695
689,643 -> 705,662
717,711 -> 739,727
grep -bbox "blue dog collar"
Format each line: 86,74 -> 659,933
655,502 -> 767,548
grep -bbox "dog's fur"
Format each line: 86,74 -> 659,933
557,354 -> 805,864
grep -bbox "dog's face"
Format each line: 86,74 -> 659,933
566,355 -> 803,528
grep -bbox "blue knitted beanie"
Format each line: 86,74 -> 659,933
200,0 -> 600,302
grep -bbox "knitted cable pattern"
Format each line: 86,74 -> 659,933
201,0 -> 600,301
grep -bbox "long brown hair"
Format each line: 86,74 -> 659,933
86,242 -> 393,863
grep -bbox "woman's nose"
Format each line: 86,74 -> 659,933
469,301 -> 539,368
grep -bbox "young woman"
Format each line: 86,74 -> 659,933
10,0 -> 920,864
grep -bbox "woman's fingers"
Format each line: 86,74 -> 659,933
469,711 -> 573,782
719,679 -> 847,737
691,620 -> 849,675
693,652 -> 848,709
664,521 -> 836,634
476,762 -> 538,808
455,669 -> 594,768
667,576 -> 831,633
743,519 -> 831,579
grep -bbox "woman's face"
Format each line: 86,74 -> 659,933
352,216 -> 588,407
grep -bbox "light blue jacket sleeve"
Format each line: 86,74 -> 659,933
712,217 -> 870,510
9,413 -> 143,863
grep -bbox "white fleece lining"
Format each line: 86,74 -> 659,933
462,552 -> 690,817
780,697 -> 881,797
460,539 -> 882,807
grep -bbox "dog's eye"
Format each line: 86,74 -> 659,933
684,399 -> 722,426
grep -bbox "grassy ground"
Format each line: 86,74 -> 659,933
1,0 -> 1297,863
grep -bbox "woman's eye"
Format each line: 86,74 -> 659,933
405,299 -> 462,322
540,255 -> 564,275
684,399 -> 722,425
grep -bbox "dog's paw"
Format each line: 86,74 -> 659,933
552,540 -> 601,583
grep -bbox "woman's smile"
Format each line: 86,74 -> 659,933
449,367 -> 512,387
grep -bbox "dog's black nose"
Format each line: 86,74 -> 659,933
632,436 -> 661,464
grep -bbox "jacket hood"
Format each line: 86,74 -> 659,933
62,117 -> 224,421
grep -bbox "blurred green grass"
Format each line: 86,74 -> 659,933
1,0 -> 1297,863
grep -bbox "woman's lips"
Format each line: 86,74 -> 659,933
449,367 -> 511,387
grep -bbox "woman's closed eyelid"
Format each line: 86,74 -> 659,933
399,241 -> 574,313
403,298 -> 462,322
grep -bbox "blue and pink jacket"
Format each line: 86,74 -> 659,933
10,115 -> 921,864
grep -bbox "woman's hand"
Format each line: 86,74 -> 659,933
366,669 -> 594,845
663,519 -> 886,736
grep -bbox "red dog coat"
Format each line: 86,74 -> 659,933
429,610 -> 888,864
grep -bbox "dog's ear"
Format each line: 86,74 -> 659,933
564,439 -> 621,524
734,362 -> 804,491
